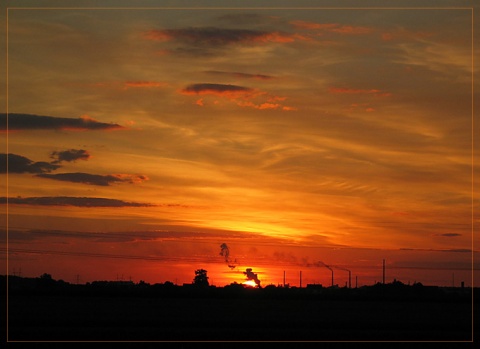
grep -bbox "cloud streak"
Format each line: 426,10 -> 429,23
435,233 -> 462,237
329,87 -> 392,97
180,83 -> 295,111
290,20 -> 374,35
124,81 -> 167,88
204,70 -> 275,80
36,172 -> 149,186
0,153 -> 60,174
143,27 -> 304,46
180,83 -> 254,97
1,113 -> 123,131
1,196 -> 154,207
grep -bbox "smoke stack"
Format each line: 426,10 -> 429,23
283,270 -> 286,288
300,271 -> 302,288
316,261 -> 334,287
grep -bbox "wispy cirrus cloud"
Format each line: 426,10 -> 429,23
329,87 -> 392,97
36,172 -> 149,186
123,81 -> 168,88
290,20 -> 374,35
0,153 -> 60,174
1,196 -> 154,207
380,28 -> 433,42
87,81 -> 168,90
204,70 -> 275,80
1,113 -> 124,131
50,149 -> 90,164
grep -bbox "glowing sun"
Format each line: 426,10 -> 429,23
243,280 -> 258,288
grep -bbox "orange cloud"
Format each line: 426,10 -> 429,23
290,20 -> 374,35
329,87 -> 391,97
180,83 -> 295,111
124,81 -> 167,88
236,101 -> 282,110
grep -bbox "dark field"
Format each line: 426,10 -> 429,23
6,294 -> 474,342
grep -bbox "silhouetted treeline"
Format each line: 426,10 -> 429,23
0,274 -> 474,302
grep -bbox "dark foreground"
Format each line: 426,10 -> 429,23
1,275 -> 477,345
6,294 -> 474,342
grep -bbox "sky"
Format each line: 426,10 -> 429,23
1,0 -> 479,288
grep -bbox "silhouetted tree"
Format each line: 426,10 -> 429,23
193,269 -> 209,287
39,273 -> 52,280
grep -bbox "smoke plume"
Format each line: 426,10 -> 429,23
219,243 -> 237,269
244,268 -> 261,287
316,260 -> 333,272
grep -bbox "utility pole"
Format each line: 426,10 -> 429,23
382,259 -> 386,284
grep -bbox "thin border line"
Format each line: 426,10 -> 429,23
471,6 -> 475,341
5,5 -> 9,344
4,7 -> 475,10
5,5 -> 475,344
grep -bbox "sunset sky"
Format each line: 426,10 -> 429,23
1,0 -> 479,288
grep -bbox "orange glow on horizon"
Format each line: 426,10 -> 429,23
242,280 -> 258,288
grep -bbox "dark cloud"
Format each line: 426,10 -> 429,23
50,149 -> 91,164
204,70 -> 275,80
442,249 -> 470,253
436,233 -> 462,237
36,172 -> 149,186
1,196 -> 154,207
144,27 -> 299,46
0,113 -> 123,131
181,83 -> 253,95
0,153 -> 60,174
399,247 -> 471,253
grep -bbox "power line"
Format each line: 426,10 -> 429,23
4,247 -> 476,271
6,247 -> 218,264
